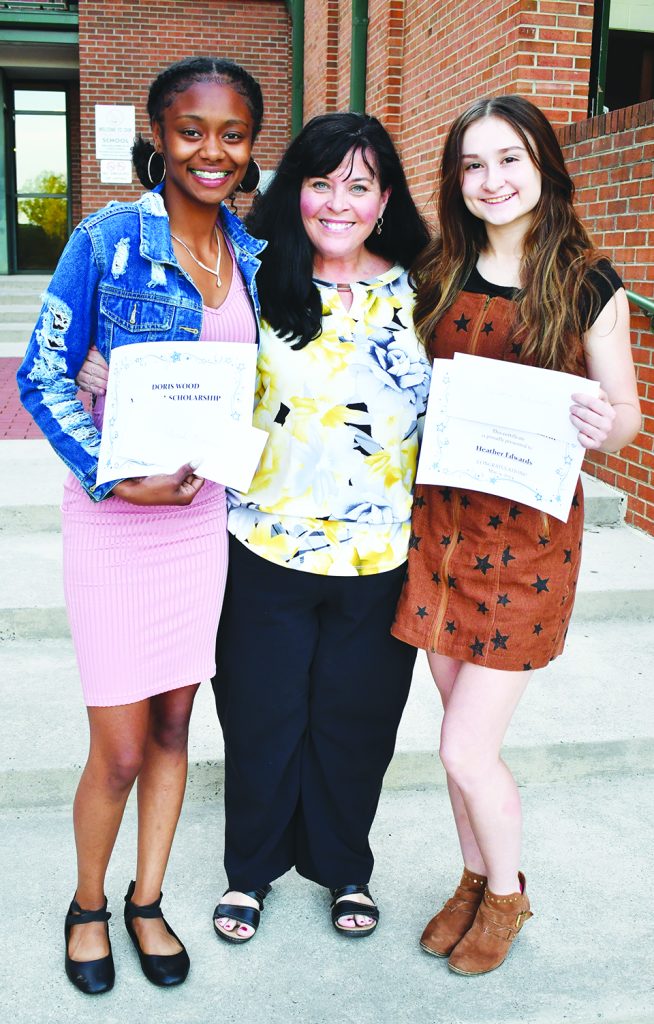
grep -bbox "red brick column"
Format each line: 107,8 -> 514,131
304,0 -> 339,120
559,101 -> 654,536
367,0 -> 405,139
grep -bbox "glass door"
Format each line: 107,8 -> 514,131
11,87 -> 71,272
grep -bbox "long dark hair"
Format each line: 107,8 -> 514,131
247,112 -> 430,349
132,57 -> 263,188
413,94 -> 603,372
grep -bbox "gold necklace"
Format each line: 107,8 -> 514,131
170,226 -> 222,287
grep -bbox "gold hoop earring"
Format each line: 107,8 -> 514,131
147,151 -> 166,186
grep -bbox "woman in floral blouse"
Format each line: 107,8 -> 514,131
211,112 -> 431,942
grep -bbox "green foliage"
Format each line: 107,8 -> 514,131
18,171 -> 67,242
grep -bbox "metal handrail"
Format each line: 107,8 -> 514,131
0,1 -> 76,9
626,289 -> 654,332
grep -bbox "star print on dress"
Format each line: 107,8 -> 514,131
470,637 -> 485,657
445,621 -> 456,634
432,571 -> 441,584
416,606 -> 428,618
409,532 -> 421,550
413,495 -> 426,508
474,554 -> 494,575
390,284 -> 592,669
454,313 -> 471,331
491,629 -> 509,650
571,494 -> 580,509
447,575 -> 457,589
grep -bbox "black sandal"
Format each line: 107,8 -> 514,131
64,896 -> 115,994
213,885 -> 272,944
330,884 -> 379,938
124,880 -> 190,986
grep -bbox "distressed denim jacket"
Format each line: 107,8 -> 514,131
17,186 -> 265,501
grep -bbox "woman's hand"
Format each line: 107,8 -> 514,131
570,389 -> 616,450
112,463 -> 205,505
77,345 -> 109,396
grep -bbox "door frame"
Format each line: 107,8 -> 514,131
5,80 -> 73,274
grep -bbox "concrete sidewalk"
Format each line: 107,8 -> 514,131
1,774 -> 652,1024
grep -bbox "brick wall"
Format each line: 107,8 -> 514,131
304,0 -> 339,120
559,101 -> 654,537
308,0 -> 593,216
396,0 -> 594,217
78,0 -> 291,217
336,0 -> 353,110
366,0 -> 405,138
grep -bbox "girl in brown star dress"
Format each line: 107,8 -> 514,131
391,95 -> 641,975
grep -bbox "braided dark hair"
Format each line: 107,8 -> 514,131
132,57 -> 264,188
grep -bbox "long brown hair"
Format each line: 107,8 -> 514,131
413,95 -> 603,371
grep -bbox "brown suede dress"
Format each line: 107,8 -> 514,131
391,266 -> 616,671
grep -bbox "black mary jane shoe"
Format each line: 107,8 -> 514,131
124,880 -> 190,986
213,884 -> 272,944
64,896 -> 115,994
330,884 -> 380,938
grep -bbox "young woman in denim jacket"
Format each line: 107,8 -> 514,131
17,57 -> 265,994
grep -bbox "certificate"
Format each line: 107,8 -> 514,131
96,341 -> 268,493
416,354 -> 600,521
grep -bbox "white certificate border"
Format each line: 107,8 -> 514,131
419,365 -> 581,514
101,345 -> 253,475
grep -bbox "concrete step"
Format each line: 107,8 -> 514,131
0,303 -> 41,321
2,520 -> 651,643
0,324 -> 32,347
581,471 -> 626,526
0,441 -> 630,534
573,523 -> 654,620
0,773 -> 651,1024
0,341 -> 30,357
2,615 -> 652,808
0,441 -> 68,533
0,274 -> 50,293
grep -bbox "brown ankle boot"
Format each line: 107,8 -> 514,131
420,868 -> 487,957
447,871 -> 533,975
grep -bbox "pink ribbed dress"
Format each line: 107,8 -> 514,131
62,249 -> 257,706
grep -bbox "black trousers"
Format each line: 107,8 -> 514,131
212,535 -> 417,891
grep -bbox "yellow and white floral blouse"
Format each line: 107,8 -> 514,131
228,265 -> 431,575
